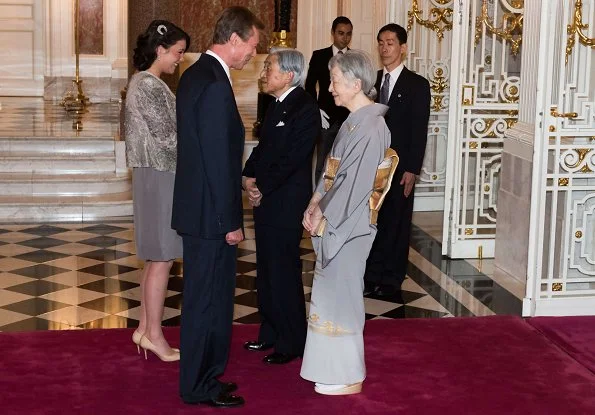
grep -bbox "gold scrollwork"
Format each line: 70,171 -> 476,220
504,85 -> 519,103
563,148 -> 594,173
471,118 -> 510,139
429,67 -> 448,112
475,0 -> 523,56
565,0 -> 595,63
559,178 -> 569,186
469,141 -> 479,149
407,0 -> 453,41
506,118 -> 518,129
465,228 -> 474,235
429,68 -> 447,94
432,96 -> 445,112
551,107 -> 578,118
575,230 -> 583,239
552,283 -> 563,291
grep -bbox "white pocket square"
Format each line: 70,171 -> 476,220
275,121 -> 285,127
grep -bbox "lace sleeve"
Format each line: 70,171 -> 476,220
134,77 -> 177,151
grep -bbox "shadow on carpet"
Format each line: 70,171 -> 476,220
1,316 -> 594,414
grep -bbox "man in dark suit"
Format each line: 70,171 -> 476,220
364,23 -> 431,297
242,48 -> 320,365
172,6 -> 264,408
304,16 -> 352,183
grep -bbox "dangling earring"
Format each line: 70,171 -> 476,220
157,56 -> 161,61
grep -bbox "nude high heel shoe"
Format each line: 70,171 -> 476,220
139,335 -> 180,362
132,330 -> 143,354
134,330 -> 179,355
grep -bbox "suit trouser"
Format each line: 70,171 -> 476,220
179,235 -> 236,402
255,223 -> 307,356
314,120 -> 341,184
365,171 -> 415,289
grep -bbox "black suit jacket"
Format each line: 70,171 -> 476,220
243,87 -> 320,229
304,46 -> 349,124
376,67 -> 431,174
172,53 -> 244,238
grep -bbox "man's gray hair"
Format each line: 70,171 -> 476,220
269,47 -> 307,88
328,49 -> 377,100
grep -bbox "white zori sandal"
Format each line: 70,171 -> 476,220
314,382 -> 363,395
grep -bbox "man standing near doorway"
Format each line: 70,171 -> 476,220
364,23 -> 431,297
173,6 -> 264,408
305,16 -> 353,183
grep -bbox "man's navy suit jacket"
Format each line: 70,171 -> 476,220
172,53 -> 244,238
242,87 -> 320,229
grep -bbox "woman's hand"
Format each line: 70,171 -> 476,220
303,192 -> 323,232
309,206 -> 324,236
302,200 -> 318,232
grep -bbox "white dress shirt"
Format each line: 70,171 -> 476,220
381,63 -> 404,100
206,50 -> 232,85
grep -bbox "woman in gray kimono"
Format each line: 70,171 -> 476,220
125,20 -> 189,362
301,50 -> 395,395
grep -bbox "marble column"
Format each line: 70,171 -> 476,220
493,0 -> 542,284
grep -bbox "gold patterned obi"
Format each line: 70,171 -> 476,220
369,148 -> 399,225
323,156 -> 341,192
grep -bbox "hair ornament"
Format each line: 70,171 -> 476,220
157,25 -> 168,35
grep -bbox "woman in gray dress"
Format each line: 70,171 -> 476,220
301,50 -> 396,395
125,20 -> 189,362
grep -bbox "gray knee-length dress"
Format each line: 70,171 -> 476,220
125,71 -> 183,261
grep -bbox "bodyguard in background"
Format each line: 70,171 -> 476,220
172,6 -> 264,408
364,23 -> 431,297
242,48 -> 319,365
305,16 -> 353,183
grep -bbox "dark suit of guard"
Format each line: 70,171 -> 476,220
172,53 -> 244,403
365,67 -> 431,292
305,46 -> 349,182
243,87 -> 320,357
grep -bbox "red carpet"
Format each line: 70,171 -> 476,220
1,317 -> 594,414
527,316 -> 595,374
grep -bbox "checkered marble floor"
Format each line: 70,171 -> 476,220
0,211 -> 523,332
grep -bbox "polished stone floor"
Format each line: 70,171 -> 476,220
0,97 -> 524,331
0,210 -> 523,332
0,96 -> 120,139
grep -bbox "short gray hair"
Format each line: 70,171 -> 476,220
328,49 -> 377,100
269,47 -> 307,88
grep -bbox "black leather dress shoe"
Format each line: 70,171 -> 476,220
363,283 -> 379,296
220,381 -> 238,394
244,340 -> 273,352
263,352 -> 299,364
198,392 -> 245,408
375,284 -> 400,297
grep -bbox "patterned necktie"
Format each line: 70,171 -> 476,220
379,73 -> 390,104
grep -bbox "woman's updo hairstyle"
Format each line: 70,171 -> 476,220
132,20 -> 190,71
328,49 -> 377,100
